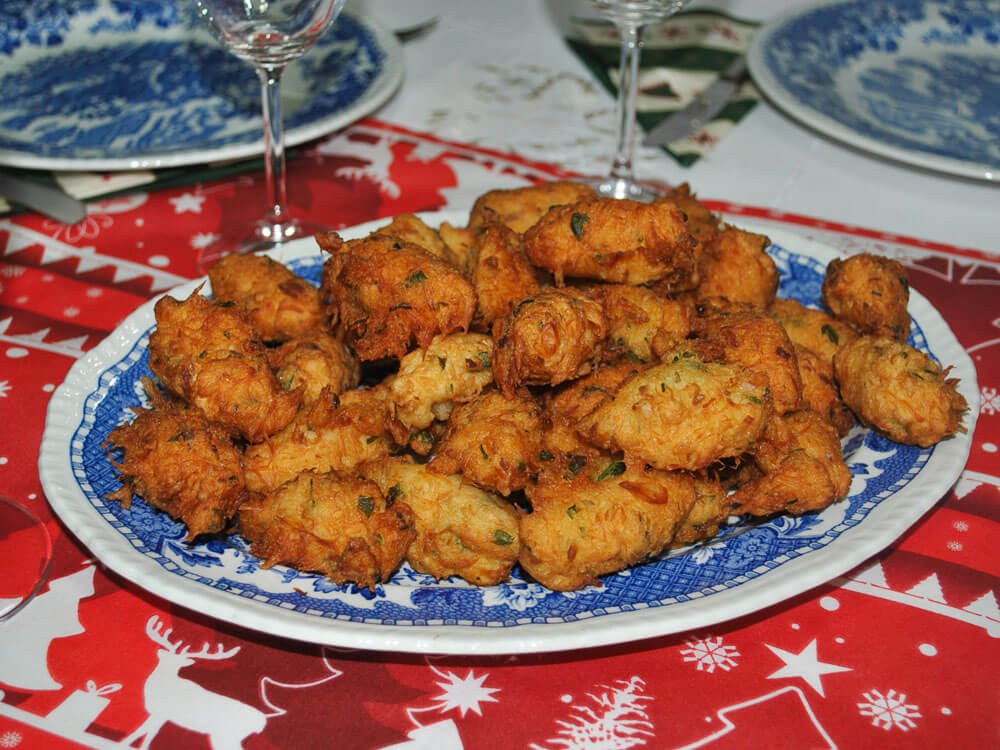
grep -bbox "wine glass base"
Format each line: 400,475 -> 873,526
586,176 -> 663,203
0,497 -> 54,622
196,217 -> 328,274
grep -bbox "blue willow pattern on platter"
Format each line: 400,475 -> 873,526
0,1 -> 385,159
762,0 -> 1000,169
70,247 -> 935,628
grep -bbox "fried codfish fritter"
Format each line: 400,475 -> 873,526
207,253 -> 325,342
468,180 -> 598,234
519,463 -> 697,591
822,253 -> 910,340
690,307 -> 803,415
768,297 -> 858,368
318,232 -> 476,361
793,343 -> 854,435
106,385 -> 245,540
694,225 -> 777,309
267,331 -> 360,405
578,353 -> 771,471
523,197 -> 698,288
729,409 -> 851,517
492,288 -> 606,395
388,333 -> 495,432
470,221 -> 542,329
672,476 -> 730,547
655,183 -> 721,246
372,213 -> 459,266
243,386 -> 394,493
589,283 -> 692,364
361,457 -> 521,586
148,291 -> 300,442
834,336 -> 967,447
238,471 -> 414,590
429,389 -> 543,496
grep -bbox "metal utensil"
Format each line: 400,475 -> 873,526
0,171 -> 87,225
643,54 -> 749,146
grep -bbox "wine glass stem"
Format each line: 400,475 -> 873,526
609,21 -> 644,183
257,65 -> 292,236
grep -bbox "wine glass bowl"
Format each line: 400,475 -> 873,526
588,0 -> 692,201
191,0 -> 347,269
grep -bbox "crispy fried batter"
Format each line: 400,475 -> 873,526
655,183 -> 721,246
589,283 -> 692,364
729,410 -> 851,517
519,463 -> 697,591
695,224 -> 777,309
429,390 -> 543,496
794,343 -> 854,435
768,297 -> 858,368
238,471 -> 414,589
361,457 -> 521,586
834,336 -> 967,446
207,253 -> 325,342
492,288 -> 606,395
148,291 -> 300,442
523,197 -> 698,287
243,386 -> 394,493
471,221 -> 543,329
438,221 -> 478,274
578,353 -> 771,471
106,385 -> 244,540
388,333 -> 495,432
822,253 -> 910,339
672,475 -> 730,546
267,331 -> 360,405
545,361 -> 647,425
319,232 -> 476,361
372,213 -> 464,268
468,181 -> 597,234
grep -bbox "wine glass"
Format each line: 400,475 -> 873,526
0,496 -> 54,622
192,0 -> 348,269
588,0 -> 691,201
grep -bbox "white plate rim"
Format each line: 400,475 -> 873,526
0,13 -> 404,172
747,0 -> 999,182
38,211 -> 980,655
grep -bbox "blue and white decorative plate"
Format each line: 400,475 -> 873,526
748,0 -> 1000,181
0,1 -> 403,171
39,211 -> 979,654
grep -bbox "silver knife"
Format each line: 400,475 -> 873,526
0,171 -> 87,225
643,54 -> 749,146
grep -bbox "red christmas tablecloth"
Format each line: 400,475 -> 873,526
0,120 -> 997,750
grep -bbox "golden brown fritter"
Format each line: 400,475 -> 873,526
148,291 -> 301,443
207,253 -> 325,342
429,390 -> 543,496
372,213 -> 464,268
238,471 -> 414,590
468,181 -> 597,234
106,386 -> 245,540
492,288 -> 606,395
655,183 -> 721,246
768,297 -> 858,368
545,361 -> 647,425
729,410 -> 851,517
519,463 -> 697,591
589,283 -> 692,364
822,253 -> 910,339
267,331 -> 360,405
361,457 -> 521,586
438,221 -> 478,274
794,343 -> 854,435
243,386 -> 394,493
834,336 -> 967,447
672,476 -> 730,547
695,225 -> 777,309
388,333 -> 495,432
577,353 -> 771,471
470,221 -> 543,329
318,232 -> 476,361
523,197 -> 698,288
691,307 -> 803,415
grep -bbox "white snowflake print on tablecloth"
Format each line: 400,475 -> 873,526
981,386 -> 999,416
0,380 -> 10,398
679,635 -> 740,673
530,676 -> 653,750
858,689 -> 921,731
429,666 -> 500,718
0,730 -> 21,748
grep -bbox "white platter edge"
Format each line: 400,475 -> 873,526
38,212 -> 980,655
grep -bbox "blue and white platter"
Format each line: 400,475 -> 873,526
748,0 -> 1000,181
39,211 -> 979,654
0,1 -> 403,171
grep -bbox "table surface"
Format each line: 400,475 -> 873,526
1,1 -> 997,749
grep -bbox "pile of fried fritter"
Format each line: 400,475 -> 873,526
105,182 -> 968,592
